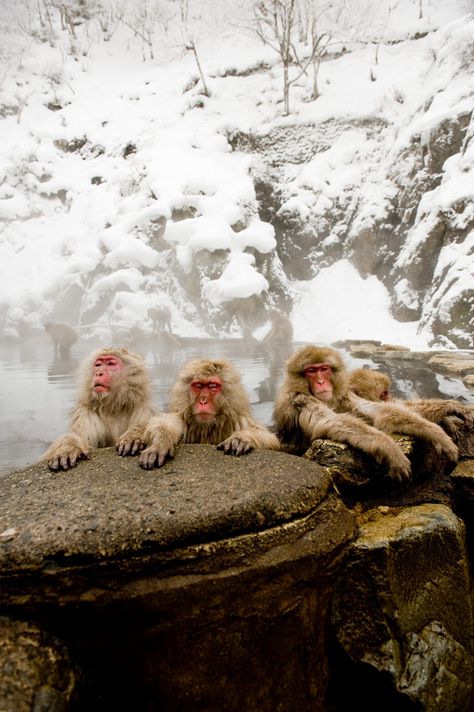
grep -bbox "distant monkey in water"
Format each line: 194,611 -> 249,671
149,306 -> 172,333
350,367 -> 474,446
263,310 -> 293,345
42,347 -> 157,471
44,321 -> 77,357
139,358 -> 280,469
273,345 -> 458,483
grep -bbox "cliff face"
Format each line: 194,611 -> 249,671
233,101 -> 473,347
129,18 -> 474,347
1,4 -> 473,348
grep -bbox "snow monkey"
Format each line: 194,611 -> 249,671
263,310 -> 294,345
349,368 -> 391,402
273,345 -> 459,483
349,366 -> 474,444
42,347 -> 157,471
139,358 -> 280,469
148,306 -> 172,333
44,321 -> 77,357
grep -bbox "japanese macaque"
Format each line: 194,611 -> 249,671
349,368 -> 391,402
273,345 -> 459,483
263,310 -> 294,345
149,306 -> 172,333
139,358 -> 280,469
349,367 -> 474,445
41,347 -> 157,471
44,321 -> 77,357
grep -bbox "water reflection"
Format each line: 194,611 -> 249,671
0,337 -> 472,478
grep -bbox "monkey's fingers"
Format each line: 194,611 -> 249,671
116,438 -> 146,457
217,437 -> 252,456
48,457 -> 64,472
138,446 -> 174,470
387,459 -> 411,483
462,408 -> 474,428
435,438 -> 458,464
48,449 -> 87,472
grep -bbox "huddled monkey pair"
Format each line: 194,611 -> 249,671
42,348 -> 280,472
42,345 -> 473,481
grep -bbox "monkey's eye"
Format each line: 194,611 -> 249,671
304,364 -> 332,376
191,380 -> 222,393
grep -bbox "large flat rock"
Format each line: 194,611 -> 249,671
0,446 -> 355,712
0,445 -> 337,572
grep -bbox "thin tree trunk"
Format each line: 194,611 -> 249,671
189,42 -> 210,97
283,61 -> 290,115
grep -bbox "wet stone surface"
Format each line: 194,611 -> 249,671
0,446 -> 355,712
0,445 -> 335,571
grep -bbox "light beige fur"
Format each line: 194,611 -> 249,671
139,358 -> 280,469
41,347 -> 157,471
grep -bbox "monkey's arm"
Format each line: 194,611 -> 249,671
405,399 -> 474,427
139,413 -> 185,469
217,419 -> 280,456
354,397 -> 458,464
295,396 -> 411,482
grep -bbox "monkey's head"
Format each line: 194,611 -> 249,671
349,368 -> 391,401
81,347 -> 151,413
285,345 -> 349,404
170,358 -> 250,424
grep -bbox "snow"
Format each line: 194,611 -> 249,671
203,251 -> 269,306
0,0 -> 472,347
291,260 -> 423,346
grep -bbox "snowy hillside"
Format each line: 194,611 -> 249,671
0,0 -> 473,348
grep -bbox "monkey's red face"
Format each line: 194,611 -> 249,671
190,378 -> 222,420
304,363 -> 334,401
380,390 -> 390,401
92,355 -> 124,393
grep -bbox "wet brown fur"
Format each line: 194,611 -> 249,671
349,368 -> 391,402
274,345 -> 459,482
350,366 -> 474,452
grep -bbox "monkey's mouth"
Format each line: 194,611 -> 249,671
195,412 -> 214,421
93,385 -> 109,393
315,391 -> 332,401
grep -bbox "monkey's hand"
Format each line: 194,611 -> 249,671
407,400 -> 474,428
217,436 -> 252,456
386,453 -> 412,483
116,425 -> 147,456
381,444 -> 411,483
139,442 -> 175,469
453,404 -> 474,428
138,414 -> 184,469
431,428 -> 458,464
41,434 -> 90,472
